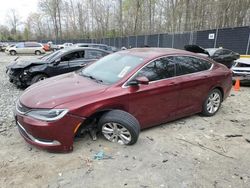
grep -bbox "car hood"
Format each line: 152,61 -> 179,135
7,59 -> 47,69
20,72 -> 108,109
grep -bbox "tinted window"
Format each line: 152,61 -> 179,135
135,57 -> 176,82
174,56 -> 211,76
61,52 -> 81,61
85,50 -> 106,59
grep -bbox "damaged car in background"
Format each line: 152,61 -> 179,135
15,48 -> 232,152
6,47 -> 110,88
184,45 -> 240,68
231,58 -> 250,81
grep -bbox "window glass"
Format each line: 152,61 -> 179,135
174,56 -> 211,76
134,57 -> 176,82
25,43 -> 41,47
61,52 -> 81,61
81,53 -> 144,84
16,43 -> 24,48
85,50 -> 105,59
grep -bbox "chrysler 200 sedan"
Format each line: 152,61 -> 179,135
15,48 -> 232,152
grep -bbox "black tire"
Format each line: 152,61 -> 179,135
35,50 -> 41,55
201,89 -> 222,117
10,50 -> 16,55
31,74 -> 48,85
98,110 -> 140,145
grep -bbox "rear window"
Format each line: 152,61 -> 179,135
174,56 -> 212,76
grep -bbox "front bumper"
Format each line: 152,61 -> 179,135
15,111 -> 85,152
232,72 -> 250,81
6,69 -> 31,87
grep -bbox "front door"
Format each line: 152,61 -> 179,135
127,57 -> 180,128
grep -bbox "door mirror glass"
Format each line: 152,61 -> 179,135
128,76 -> 149,86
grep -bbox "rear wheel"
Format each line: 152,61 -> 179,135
35,50 -> 41,55
10,50 -> 16,55
31,74 -> 48,85
98,110 -> 140,145
202,89 -> 222,116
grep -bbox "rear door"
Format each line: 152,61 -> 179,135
127,57 -> 180,128
173,56 -> 213,117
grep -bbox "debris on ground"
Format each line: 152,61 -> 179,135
93,151 -> 113,160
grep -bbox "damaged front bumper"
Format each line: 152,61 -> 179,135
6,68 -> 31,87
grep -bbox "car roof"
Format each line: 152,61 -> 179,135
76,43 -> 108,47
117,48 -> 201,60
61,47 -> 110,53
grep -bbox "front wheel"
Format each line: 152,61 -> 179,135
201,89 -> 222,116
35,50 -> 41,55
10,50 -> 16,55
98,110 -> 140,145
31,74 -> 48,85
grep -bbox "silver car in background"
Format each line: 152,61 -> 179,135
231,58 -> 250,81
5,42 -> 45,55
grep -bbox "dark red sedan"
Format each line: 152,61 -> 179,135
15,48 -> 232,152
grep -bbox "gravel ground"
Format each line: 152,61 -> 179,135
0,52 -> 250,188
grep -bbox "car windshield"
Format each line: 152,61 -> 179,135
40,50 -> 64,61
81,53 -> 144,84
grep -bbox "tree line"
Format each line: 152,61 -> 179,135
0,0 -> 249,42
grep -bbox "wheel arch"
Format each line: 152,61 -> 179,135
212,86 -> 224,101
75,107 -> 130,134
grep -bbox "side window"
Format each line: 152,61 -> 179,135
85,50 -> 104,59
175,56 -> 211,76
61,52 -> 80,61
16,43 -> 24,48
135,57 -> 176,82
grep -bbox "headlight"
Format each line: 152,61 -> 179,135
26,109 -> 68,121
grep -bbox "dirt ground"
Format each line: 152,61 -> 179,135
0,52 -> 250,188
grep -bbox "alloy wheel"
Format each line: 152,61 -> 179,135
206,91 -> 221,114
102,122 -> 132,144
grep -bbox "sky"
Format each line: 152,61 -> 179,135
0,0 -> 38,26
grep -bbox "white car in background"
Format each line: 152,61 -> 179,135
231,58 -> 250,81
58,43 -> 74,49
6,42 -> 45,55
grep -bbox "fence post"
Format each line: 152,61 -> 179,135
171,34 -> 174,48
157,34 -> 160,47
136,35 -> 138,47
189,32 -> 193,44
246,32 -> 250,55
214,28 -> 219,48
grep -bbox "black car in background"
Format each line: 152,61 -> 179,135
205,48 -> 240,68
184,45 -> 240,68
6,47 -> 110,88
74,43 -> 116,52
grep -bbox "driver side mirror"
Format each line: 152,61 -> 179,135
128,76 -> 149,86
53,58 -> 61,65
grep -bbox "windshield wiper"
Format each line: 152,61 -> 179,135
82,73 -> 103,83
